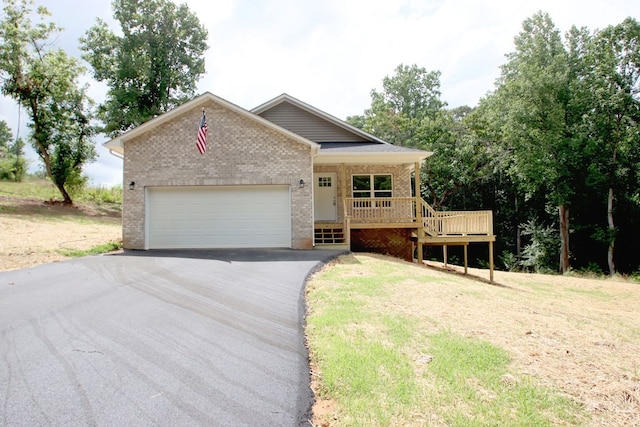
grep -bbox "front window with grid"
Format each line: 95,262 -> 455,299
352,174 -> 392,198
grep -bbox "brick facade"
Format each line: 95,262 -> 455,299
123,99 -> 314,249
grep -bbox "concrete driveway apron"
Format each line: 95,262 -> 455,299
0,249 -> 344,426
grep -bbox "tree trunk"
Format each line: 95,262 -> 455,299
558,205 -> 570,273
607,186 -> 616,275
55,182 -> 73,205
29,100 -> 73,205
607,131 -> 618,276
515,194 -> 521,261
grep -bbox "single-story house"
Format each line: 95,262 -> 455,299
105,92 -> 496,278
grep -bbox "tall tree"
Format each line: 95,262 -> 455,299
578,18 -> 640,275
348,64 -> 445,148
81,0 -> 209,137
420,107 -> 497,209
494,12 -> 578,273
0,0 -> 96,203
348,64 -> 495,209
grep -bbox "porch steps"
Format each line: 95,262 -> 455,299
314,243 -> 349,250
314,226 -> 345,245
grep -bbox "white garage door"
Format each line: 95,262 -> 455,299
146,186 -> 291,249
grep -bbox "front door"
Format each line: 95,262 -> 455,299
314,173 -> 337,221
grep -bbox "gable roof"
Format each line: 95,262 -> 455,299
104,92 -> 320,156
104,92 -> 431,165
253,93 -> 432,165
252,93 -> 388,144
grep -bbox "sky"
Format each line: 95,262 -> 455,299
1,0 -> 639,187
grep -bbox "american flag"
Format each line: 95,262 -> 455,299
196,111 -> 207,154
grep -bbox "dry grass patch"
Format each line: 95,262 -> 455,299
306,254 -> 640,426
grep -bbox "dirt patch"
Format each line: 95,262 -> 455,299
0,196 -> 121,271
0,195 -> 121,219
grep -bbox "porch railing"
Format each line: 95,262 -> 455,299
345,197 -> 416,224
344,197 -> 493,236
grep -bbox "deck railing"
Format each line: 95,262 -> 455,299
421,199 -> 493,236
344,197 -> 493,236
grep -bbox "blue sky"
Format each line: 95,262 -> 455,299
1,0 -> 639,187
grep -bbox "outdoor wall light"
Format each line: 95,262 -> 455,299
299,179 -> 305,189
129,181 -> 135,190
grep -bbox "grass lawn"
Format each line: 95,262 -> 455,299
306,254 -> 640,426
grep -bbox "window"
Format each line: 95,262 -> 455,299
352,174 -> 392,198
318,176 -> 332,187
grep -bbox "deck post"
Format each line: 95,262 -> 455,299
464,244 -> 468,275
443,245 -> 448,267
489,240 -> 494,283
415,162 -> 424,264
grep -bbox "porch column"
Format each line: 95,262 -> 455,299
415,162 -> 424,263
341,163 -> 349,250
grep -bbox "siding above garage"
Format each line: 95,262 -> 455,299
256,101 -> 368,142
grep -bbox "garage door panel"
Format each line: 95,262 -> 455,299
147,186 -> 291,249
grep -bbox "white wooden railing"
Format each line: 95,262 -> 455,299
345,197 -> 416,224
421,199 -> 493,236
343,197 -> 493,236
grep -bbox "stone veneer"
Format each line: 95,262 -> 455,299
123,99 -> 314,249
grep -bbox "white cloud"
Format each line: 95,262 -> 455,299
1,0 -> 639,186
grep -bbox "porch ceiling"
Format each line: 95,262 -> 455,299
313,151 -> 432,165
314,141 -> 432,165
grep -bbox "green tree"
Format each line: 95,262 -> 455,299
492,12 -> 579,273
0,120 -> 11,149
420,107 -> 497,209
348,64 -> 445,148
0,0 -> 96,202
81,0 -> 209,137
348,64 -> 495,209
577,18 -> 640,275
0,120 -> 26,181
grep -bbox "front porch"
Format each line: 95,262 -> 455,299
312,161 -> 496,282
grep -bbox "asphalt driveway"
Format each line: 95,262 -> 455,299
0,249 -> 344,426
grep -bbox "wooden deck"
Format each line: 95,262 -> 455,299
329,197 -> 497,282
343,197 -> 494,238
